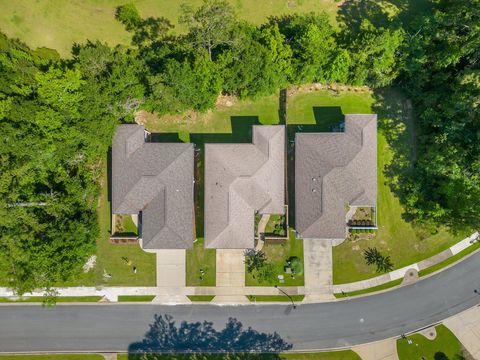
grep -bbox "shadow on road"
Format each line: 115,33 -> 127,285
128,314 -> 292,358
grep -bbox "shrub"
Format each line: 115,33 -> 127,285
288,256 -> 303,275
115,3 -> 142,30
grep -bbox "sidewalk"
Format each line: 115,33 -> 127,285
333,231 -> 479,294
444,305 -> 480,359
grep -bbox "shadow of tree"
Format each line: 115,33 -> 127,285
128,314 -> 291,358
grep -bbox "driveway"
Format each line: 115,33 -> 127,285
155,250 -> 186,287
303,239 -> 334,300
1,251 -> 478,352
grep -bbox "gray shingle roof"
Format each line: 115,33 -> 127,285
112,125 -> 194,249
295,114 -> 377,239
205,125 -> 285,249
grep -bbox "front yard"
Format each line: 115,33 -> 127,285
186,238 -> 216,286
246,229 -> 304,287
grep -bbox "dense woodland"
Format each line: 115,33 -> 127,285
0,0 -> 478,294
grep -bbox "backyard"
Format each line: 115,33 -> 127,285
0,0 -> 339,57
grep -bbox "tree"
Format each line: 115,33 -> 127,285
179,0 -> 236,60
363,247 -> 382,266
244,250 -> 268,274
115,3 -> 142,30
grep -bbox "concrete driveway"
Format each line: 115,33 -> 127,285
303,239 -> 334,301
155,250 -> 186,287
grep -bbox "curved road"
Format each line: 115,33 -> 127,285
0,252 -> 479,353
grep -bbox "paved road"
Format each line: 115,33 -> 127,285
0,252 -> 479,353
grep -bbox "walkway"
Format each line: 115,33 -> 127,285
303,239 -> 335,301
353,338 -> 399,360
333,231 -> 479,293
444,305 -> 480,359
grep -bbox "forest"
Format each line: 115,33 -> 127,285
0,0 -> 478,294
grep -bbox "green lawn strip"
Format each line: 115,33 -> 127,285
418,242 -> 480,277
247,295 -> 305,302
333,279 -> 403,298
0,296 -> 102,303
0,1 -> 338,57
0,355 -> 104,360
332,89 -> 469,284
117,295 -> 156,302
187,295 -> 215,302
246,229 -> 304,287
119,350 -> 361,360
397,325 -> 466,360
186,238 -> 216,286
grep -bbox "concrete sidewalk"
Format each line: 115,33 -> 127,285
353,338 -> 399,360
444,305 -> 480,359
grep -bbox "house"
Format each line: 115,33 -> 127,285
295,114 -> 377,240
204,125 -> 285,249
111,124 -> 195,249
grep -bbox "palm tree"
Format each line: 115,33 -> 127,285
363,247 -> 382,266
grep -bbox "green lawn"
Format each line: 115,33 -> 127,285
120,350 -> 361,360
247,295 -> 305,302
117,295 -> 156,302
397,325 -> 466,360
246,229 -> 304,287
187,295 -> 216,302
186,238 -> 216,286
0,355 -> 103,360
333,279 -> 403,298
418,242 -> 480,277
332,89 -> 469,284
0,0 -> 340,57
0,296 -> 102,303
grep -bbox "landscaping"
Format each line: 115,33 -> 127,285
187,295 -> 216,302
246,229 -> 304,287
112,214 -> 138,236
397,325 -> 467,360
265,214 -> 288,237
186,238 -> 216,286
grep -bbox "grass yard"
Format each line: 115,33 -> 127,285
187,295 -> 216,302
246,229 -> 304,287
333,279 -> 403,298
186,238 -> 216,286
120,350 -> 361,360
0,296 -> 102,303
0,0 -> 340,57
0,356 -> 103,360
332,89 -> 469,284
397,325 -> 466,360
265,214 -> 287,236
247,295 -> 305,302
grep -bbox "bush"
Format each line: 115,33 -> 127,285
115,3 -> 142,30
288,256 -> 303,275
